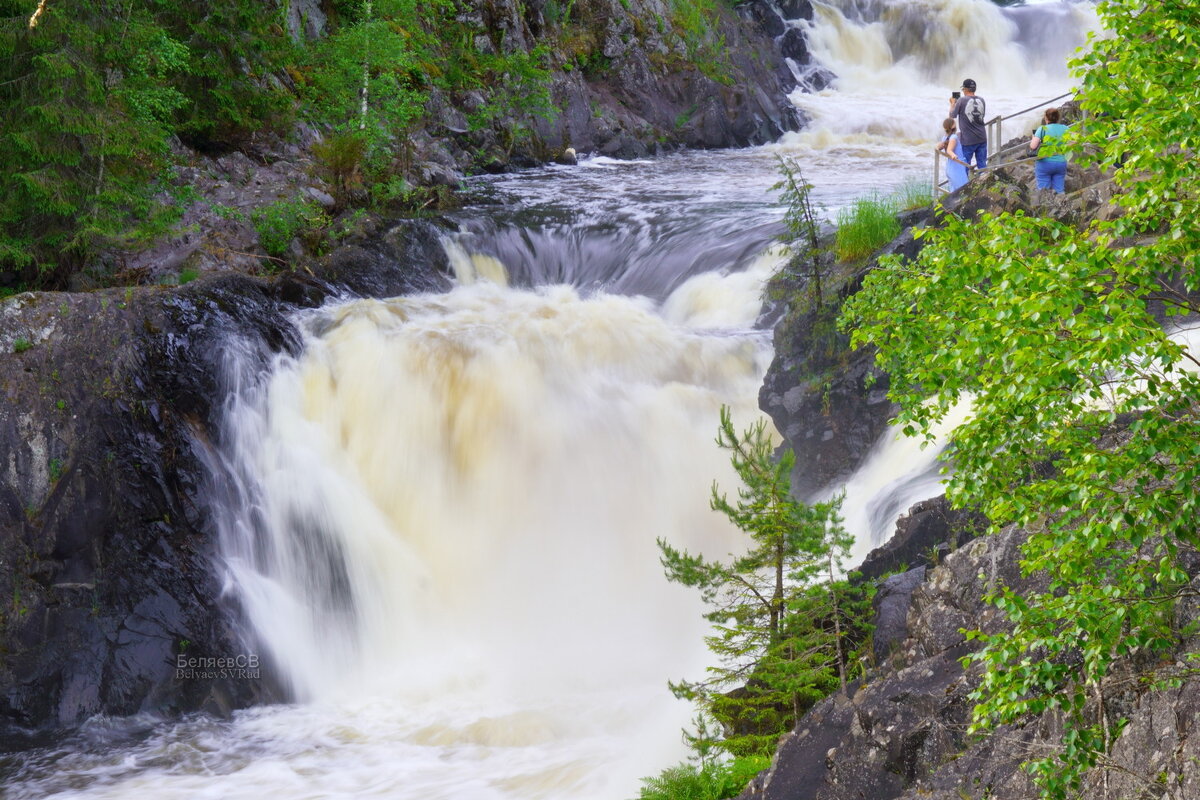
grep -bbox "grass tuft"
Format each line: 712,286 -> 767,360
835,194 -> 901,262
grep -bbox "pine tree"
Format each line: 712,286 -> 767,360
658,407 -> 869,757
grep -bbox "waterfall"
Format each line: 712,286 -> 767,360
189,245 -> 786,798
0,3 -> 1104,798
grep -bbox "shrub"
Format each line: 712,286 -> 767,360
312,132 -> 367,207
250,198 -> 329,258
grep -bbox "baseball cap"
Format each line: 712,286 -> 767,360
961,78 -> 977,91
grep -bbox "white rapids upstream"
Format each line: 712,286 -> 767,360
2,2 -> 1097,798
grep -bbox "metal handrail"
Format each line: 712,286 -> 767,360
989,91 -> 1074,126
986,91 -> 1074,154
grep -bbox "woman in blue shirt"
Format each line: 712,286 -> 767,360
1030,107 -> 1069,194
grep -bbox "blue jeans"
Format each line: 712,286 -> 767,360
961,141 -> 988,170
1035,159 -> 1067,193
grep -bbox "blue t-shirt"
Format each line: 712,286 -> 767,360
1034,123 -> 1069,162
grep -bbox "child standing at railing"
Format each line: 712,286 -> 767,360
937,119 -> 970,192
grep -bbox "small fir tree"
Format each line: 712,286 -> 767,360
772,156 -> 825,305
658,406 -> 868,757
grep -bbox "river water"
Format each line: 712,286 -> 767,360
2,2 -> 1095,798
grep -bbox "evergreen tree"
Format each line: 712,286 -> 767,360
658,407 -> 869,757
0,0 -> 187,280
772,156 -> 825,306
167,3 -> 296,149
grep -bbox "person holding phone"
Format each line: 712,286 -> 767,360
949,79 -> 988,170
1029,107 -> 1068,193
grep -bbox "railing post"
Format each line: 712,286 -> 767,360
932,148 -> 941,202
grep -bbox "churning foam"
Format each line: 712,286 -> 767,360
193,250 -> 783,798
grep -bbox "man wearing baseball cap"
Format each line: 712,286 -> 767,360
949,78 -> 988,172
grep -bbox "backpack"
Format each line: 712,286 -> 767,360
964,96 -> 986,126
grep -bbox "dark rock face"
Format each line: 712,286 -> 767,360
740,527 -> 1046,800
870,566 -> 924,664
0,225 -> 449,734
779,28 -> 810,63
445,0 -> 803,166
778,0 -> 815,21
316,219 -> 454,298
856,496 -> 987,584
760,206 -> 936,498
750,524 -> 1200,800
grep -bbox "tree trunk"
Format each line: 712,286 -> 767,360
359,1 -> 372,131
826,547 -> 847,693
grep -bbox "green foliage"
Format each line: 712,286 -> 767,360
636,755 -> 770,800
659,407 -> 869,758
312,131 -> 368,207
298,0 -> 552,196
177,267 -> 199,285
840,2 -> 1200,796
250,198 -> 329,258
0,0 -> 189,280
891,177 -> 932,212
166,5 -> 296,148
13,337 -> 32,353
834,194 -> 900,263
299,0 -> 432,171
669,0 -> 731,83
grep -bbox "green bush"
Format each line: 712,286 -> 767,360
669,0 -> 731,83
637,756 -> 770,800
834,194 -> 901,262
250,198 -> 329,258
312,132 -> 367,207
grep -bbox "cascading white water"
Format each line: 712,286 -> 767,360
222,251 -> 784,718
1,248 -> 784,800
2,3 -> 1101,798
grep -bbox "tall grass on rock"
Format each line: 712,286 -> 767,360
834,194 -> 901,263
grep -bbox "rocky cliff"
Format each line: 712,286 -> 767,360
744,525 -> 1200,800
0,224 -> 450,736
427,0 -> 811,164
752,133 -> 1200,800
93,0 -> 818,287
